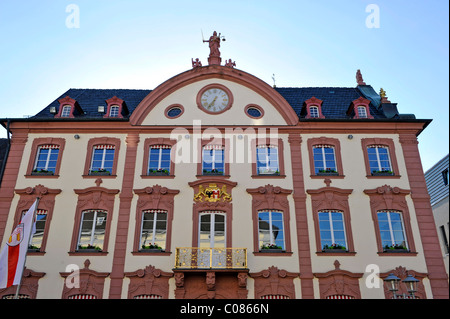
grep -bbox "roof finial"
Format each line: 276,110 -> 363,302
356,69 -> 366,85
379,88 -> 391,103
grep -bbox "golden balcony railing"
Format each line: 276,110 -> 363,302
174,247 -> 247,269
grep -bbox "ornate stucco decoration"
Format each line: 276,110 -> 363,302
314,260 -> 364,299
59,259 -> 109,299
125,265 -> 173,299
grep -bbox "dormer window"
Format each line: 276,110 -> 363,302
55,96 -> 81,118
104,96 -> 126,118
303,97 -> 325,119
348,97 -> 373,119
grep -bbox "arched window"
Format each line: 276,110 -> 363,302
109,105 -> 120,117
61,105 -> 72,117
309,106 -> 319,118
357,106 -> 367,118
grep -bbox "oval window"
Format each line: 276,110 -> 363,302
245,105 -> 264,118
165,105 -> 184,119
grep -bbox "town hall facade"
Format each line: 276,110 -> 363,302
0,32 -> 448,299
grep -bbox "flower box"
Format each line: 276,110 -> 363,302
77,245 -> 103,252
383,249 -> 409,253
371,170 -> 394,176
322,244 -> 347,252
140,249 -> 164,253
260,244 -> 284,252
203,170 -> 223,175
89,170 -> 111,176
383,245 -> 408,253
141,244 -> 163,252
322,249 -> 348,253
260,249 -> 285,253
27,245 -> 41,252
148,169 -> 170,176
316,172 -> 339,176
31,170 -> 54,176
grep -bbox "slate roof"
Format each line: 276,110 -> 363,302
275,86 -> 385,119
30,85 -> 396,120
33,89 -> 152,119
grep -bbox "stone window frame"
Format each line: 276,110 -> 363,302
141,138 -> 177,179
361,138 -> 400,179
307,137 -> 344,179
132,185 -> 179,255
306,186 -> 355,255
246,185 -> 293,255
69,186 -> 119,255
82,137 -> 121,178
25,138 -> 66,178
364,185 -> 417,256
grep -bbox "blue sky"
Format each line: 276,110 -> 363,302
0,0 -> 448,171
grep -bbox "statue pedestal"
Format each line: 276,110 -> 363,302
208,56 -> 222,66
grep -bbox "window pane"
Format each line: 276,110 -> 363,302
49,150 -> 59,161
30,214 -> 46,249
149,152 -> 160,161
104,149 -> 115,160
47,161 -> 57,172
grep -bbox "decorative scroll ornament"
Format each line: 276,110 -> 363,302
193,183 -> 231,202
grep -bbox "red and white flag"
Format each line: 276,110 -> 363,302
0,200 -> 37,289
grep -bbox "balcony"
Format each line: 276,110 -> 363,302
174,247 -> 247,270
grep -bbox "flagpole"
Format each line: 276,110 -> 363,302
14,196 -> 40,299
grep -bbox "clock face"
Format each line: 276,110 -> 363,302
200,88 -> 229,113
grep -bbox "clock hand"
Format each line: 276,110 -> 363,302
208,96 -> 218,108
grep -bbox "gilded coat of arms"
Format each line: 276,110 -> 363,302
193,183 -> 232,202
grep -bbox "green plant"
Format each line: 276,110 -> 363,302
141,243 -> 162,250
323,243 -> 346,250
261,243 -> 283,250
78,244 -> 102,251
384,244 -> 407,250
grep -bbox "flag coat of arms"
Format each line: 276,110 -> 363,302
0,200 -> 37,289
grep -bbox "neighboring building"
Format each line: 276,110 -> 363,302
0,138 -> 9,187
425,154 -> 449,279
0,33 -> 448,299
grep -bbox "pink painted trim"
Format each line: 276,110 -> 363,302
104,96 -> 125,118
55,96 -> 78,118
304,97 -> 325,119
130,65 -> 299,125
347,97 -> 374,119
